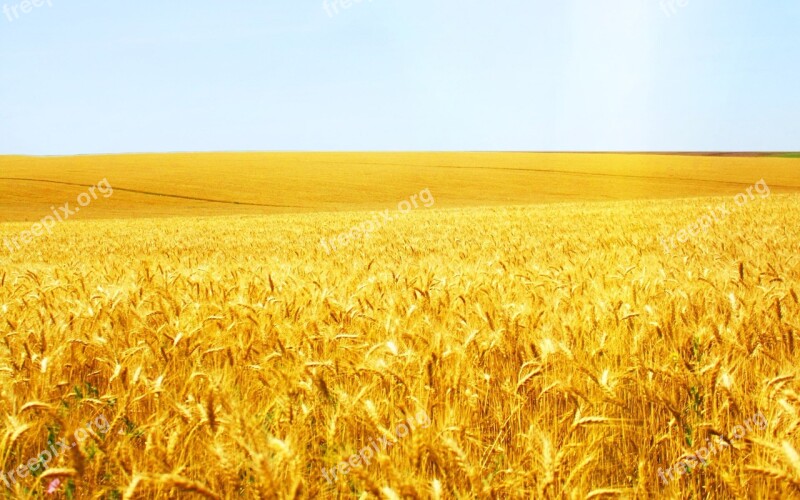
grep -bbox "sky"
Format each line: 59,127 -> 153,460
0,0 -> 798,155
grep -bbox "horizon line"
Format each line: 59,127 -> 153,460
2,150 -> 799,159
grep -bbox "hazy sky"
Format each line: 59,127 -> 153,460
0,1 -> 798,154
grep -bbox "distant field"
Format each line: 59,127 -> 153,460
2,152 -> 800,222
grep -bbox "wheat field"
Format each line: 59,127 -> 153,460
1,154 -> 800,498
3,152 -> 800,221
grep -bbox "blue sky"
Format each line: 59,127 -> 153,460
0,0 -> 798,154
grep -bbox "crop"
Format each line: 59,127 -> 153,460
1,165 -> 799,498
3,152 -> 800,222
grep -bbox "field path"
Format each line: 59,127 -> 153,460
0,177 -> 310,209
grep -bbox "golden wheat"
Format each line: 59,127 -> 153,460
0,191 -> 799,498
